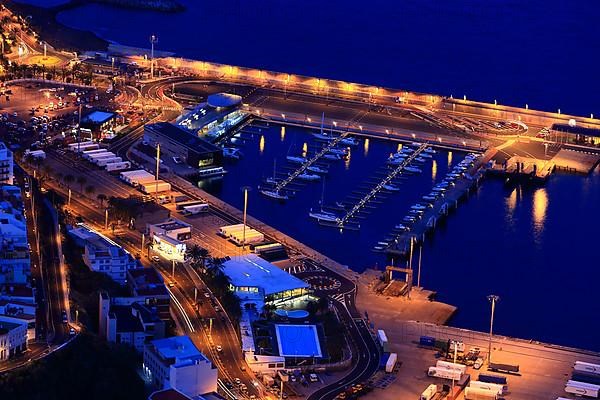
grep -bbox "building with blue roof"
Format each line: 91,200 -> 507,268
143,335 -> 217,398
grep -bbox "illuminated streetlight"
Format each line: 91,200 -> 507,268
281,113 -> 286,119
487,295 -> 500,365
411,133 -> 416,139
241,186 -> 252,252
359,125 -> 363,131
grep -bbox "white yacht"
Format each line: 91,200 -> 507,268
260,189 -> 289,200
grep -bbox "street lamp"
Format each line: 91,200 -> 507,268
149,34 -> 158,79
241,186 -> 252,252
487,294 -> 500,365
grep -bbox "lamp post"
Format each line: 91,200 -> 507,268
241,186 -> 251,252
149,34 -> 158,79
487,294 -> 500,365
155,143 -> 160,196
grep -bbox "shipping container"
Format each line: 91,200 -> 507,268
82,148 -> 108,158
71,143 -> 99,152
177,200 -> 209,210
572,372 -> 600,385
85,151 -> 113,161
254,243 -> 284,255
379,353 -> 390,370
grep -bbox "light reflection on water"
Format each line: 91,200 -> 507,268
532,187 -> 548,243
431,159 -> 437,181
364,138 -> 370,157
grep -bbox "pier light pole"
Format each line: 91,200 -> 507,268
149,34 -> 158,79
417,245 -> 422,288
241,186 -> 252,252
155,144 -> 160,196
487,295 -> 500,365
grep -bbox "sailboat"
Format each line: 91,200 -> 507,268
312,112 -> 332,141
260,188 -> 289,200
309,179 -> 340,223
264,159 -> 280,184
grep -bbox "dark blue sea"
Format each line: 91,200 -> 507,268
25,0 -> 600,350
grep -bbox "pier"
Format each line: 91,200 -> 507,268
335,144 -> 428,229
385,149 -> 496,256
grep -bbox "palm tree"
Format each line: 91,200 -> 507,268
145,240 -> 154,258
186,244 -> 210,271
84,185 -> 95,197
76,175 -> 87,192
97,193 -> 107,207
207,257 -> 225,279
63,174 -> 74,188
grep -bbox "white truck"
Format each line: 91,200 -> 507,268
378,330 -> 390,352
105,161 -> 132,172
464,387 -> 498,400
182,203 -> 209,215
470,380 -> 507,395
96,156 -> 123,167
86,151 -> 113,161
385,353 -> 397,373
436,360 -> 467,374
420,384 -> 437,400
574,361 -> 600,375
427,367 -> 462,381
565,380 -> 600,398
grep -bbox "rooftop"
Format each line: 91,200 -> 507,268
151,219 -> 191,232
207,93 -> 242,108
222,254 -> 309,296
148,388 -> 191,400
151,335 -> 207,363
127,268 -> 168,297
146,123 -> 221,154
81,110 -> 117,125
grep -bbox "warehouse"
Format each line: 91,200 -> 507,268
177,93 -> 246,138
143,123 -> 223,169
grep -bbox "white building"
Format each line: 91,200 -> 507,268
0,142 -> 14,185
0,186 -> 30,284
144,336 -> 218,398
98,292 -> 166,353
0,318 -> 27,362
0,299 -> 36,341
69,225 -> 138,283
147,219 -> 191,261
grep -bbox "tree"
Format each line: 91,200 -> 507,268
186,244 -> 210,272
145,240 -> 153,258
63,174 -> 74,188
76,175 -> 87,192
84,185 -> 95,197
97,193 -> 107,207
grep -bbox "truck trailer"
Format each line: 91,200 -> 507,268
420,384 -> 437,400
182,203 -> 209,215
574,361 -> 600,375
95,156 -> 123,167
140,180 -> 172,194
488,362 -> 519,374
378,330 -> 390,353
470,380 -> 507,395
565,380 -> 600,398
427,367 -> 462,381
105,161 -> 132,172
385,353 -> 397,373
436,360 -> 467,374
464,387 -> 498,400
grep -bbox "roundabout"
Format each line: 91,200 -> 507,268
26,54 -> 63,67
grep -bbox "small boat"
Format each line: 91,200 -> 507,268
373,246 -> 385,251
340,137 -> 359,146
297,172 -> 321,181
287,155 -> 307,164
420,153 -> 433,159
432,186 -> 446,193
313,132 -> 334,141
223,147 -> 242,160
413,157 -> 427,163
323,153 -> 342,161
264,177 -> 280,184
395,224 -> 408,231
307,165 -> 328,174
404,166 -> 422,173
309,209 -> 340,223
335,201 -> 346,209
260,189 -> 289,200
387,158 -> 405,166
383,183 -> 400,192
423,195 -> 437,202
377,241 -> 389,246
424,147 -> 436,154
403,216 -> 416,223
409,209 -> 424,217
411,204 -> 427,210
410,142 -> 423,147
327,147 -> 349,156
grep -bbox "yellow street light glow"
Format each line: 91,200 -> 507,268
438,137 -> 442,142
307,117 -> 312,122
385,129 -> 390,134
333,121 -> 337,127
412,133 -> 416,138
281,113 -> 286,119
359,125 -> 363,130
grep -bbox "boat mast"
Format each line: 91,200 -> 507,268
320,112 -> 325,136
